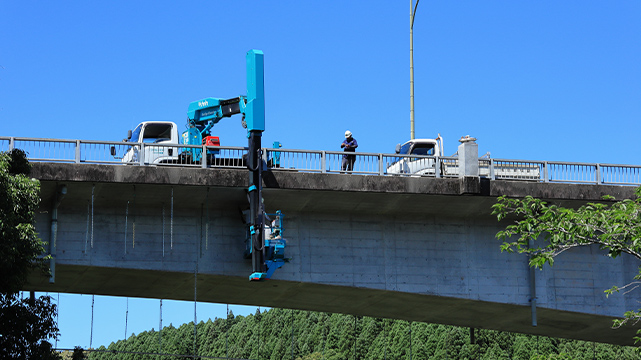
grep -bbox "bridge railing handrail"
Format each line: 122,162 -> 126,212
0,136 -> 249,149
263,147 -> 460,176
1,136 -> 133,146
2,136 -> 640,185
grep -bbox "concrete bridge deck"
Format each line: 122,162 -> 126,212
25,162 -> 640,345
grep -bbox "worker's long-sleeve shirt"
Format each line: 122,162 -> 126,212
342,138 -> 358,158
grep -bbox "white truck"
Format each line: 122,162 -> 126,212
386,136 -> 449,175
117,121 -> 184,164
387,136 -> 541,180
114,120 -> 245,167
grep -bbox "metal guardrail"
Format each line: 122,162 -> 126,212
2,136 -> 640,186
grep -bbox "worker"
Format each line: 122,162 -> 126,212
341,130 -> 358,172
272,214 -> 281,239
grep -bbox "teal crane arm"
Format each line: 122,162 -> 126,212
185,96 -> 248,138
184,49 -> 265,141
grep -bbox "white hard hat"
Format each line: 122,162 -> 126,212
345,130 -> 352,138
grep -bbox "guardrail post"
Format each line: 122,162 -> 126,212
321,151 -> 326,173
8,137 -> 14,151
378,154 -> 384,176
489,159 -> 495,180
139,144 -> 145,166
202,145 -> 207,169
435,156 -> 441,178
543,162 -> 549,183
75,140 -> 81,164
596,164 -> 601,184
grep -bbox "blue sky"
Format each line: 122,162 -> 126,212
36,292 -> 262,351
26,292 -> 260,351
2,0 -> 640,350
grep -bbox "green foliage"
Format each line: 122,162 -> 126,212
493,190 -> 641,341
530,353 -> 573,360
0,293 -> 60,359
492,192 -> 641,267
0,149 -> 60,359
0,149 -> 49,294
71,346 -> 86,360
85,309 -> 641,360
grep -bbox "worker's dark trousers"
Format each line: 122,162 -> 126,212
341,157 -> 356,172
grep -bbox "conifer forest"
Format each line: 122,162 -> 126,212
82,308 -> 639,360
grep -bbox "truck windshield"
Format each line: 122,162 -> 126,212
399,143 -> 411,155
142,123 -> 173,143
129,124 -> 142,142
411,144 -> 435,156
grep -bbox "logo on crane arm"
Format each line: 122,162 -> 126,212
201,109 -> 218,118
198,100 -> 209,108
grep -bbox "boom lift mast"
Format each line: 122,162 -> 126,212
185,50 -> 283,281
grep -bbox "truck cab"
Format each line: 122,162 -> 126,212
387,137 -> 444,175
122,121 -> 180,164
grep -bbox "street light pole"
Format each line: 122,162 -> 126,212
410,0 -> 420,140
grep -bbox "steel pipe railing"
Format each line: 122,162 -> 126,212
1,136 -> 640,186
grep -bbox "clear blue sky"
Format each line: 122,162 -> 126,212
27,292 -> 261,351
2,0 -> 640,350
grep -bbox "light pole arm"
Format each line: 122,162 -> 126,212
411,0 -> 420,29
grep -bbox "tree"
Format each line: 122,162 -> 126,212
71,347 -> 86,360
529,354 -> 573,360
92,307 -> 641,359
0,149 -> 60,359
492,189 -> 641,342
0,149 -> 48,294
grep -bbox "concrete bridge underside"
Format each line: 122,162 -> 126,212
26,163 -> 640,346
